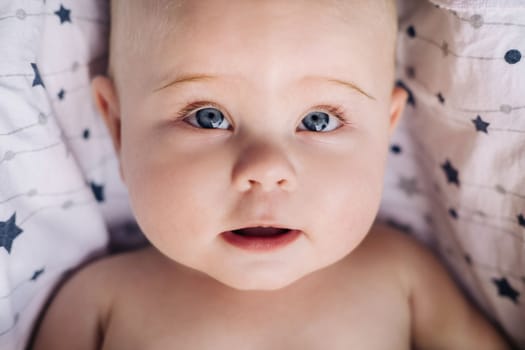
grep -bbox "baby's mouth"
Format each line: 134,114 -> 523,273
222,227 -> 302,252
232,227 -> 291,237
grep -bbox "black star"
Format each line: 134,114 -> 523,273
518,214 -> 525,228
54,4 -> 71,24
441,160 -> 460,186
406,25 -> 416,38
390,144 -> 402,154
31,268 -> 45,281
0,213 -> 23,254
90,182 -> 105,203
57,89 -> 65,100
437,92 -> 445,104
31,63 -> 44,88
472,115 -> 490,133
492,277 -> 519,304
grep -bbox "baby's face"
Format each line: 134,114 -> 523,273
94,0 -> 405,290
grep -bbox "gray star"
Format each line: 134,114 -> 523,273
495,184 -> 506,194
441,41 -> 450,57
398,176 -> 419,197
469,14 -> 484,28
59,131 -> 72,156
0,213 -> 23,254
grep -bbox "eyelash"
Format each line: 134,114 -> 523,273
174,101 -> 351,127
175,101 -> 223,121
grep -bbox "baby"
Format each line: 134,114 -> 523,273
31,0 -> 510,349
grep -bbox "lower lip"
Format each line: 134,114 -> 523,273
221,230 -> 302,252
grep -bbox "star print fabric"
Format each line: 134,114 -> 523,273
429,0 -> 525,10
0,1 -> 132,349
380,0 -> 525,347
0,0 -> 524,349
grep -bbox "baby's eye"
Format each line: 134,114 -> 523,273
185,107 -> 231,129
298,111 -> 341,132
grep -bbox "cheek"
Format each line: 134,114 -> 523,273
303,138 -> 388,255
120,134 -> 232,257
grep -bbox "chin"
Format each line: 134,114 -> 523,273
214,269 -> 306,291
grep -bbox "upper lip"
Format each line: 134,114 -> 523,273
226,221 -> 298,232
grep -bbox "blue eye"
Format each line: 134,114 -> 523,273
300,111 -> 341,132
185,108 -> 231,129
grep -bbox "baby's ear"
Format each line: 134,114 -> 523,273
91,76 -> 121,154
388,86 -> 408,135
91,76 -> 125,181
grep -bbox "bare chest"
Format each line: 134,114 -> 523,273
101,271 -> 411,350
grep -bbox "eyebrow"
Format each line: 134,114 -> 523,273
155,73 -> 376,100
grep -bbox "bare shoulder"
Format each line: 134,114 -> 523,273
62,246 -> 161,297
361,224 -> 511,349
353,223 -> 453,298
364,223 -> 465,287
356,223 -> 436,274
81,245 -> 162,281
30,246 -> 161,350
361,222 -> 430,256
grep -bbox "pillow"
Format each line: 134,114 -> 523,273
0,0 -> 523,349
380,0 -> 524,347
0,1 -> 137,349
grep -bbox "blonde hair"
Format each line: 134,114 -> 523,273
108,0 -> 185,81
108,0 -> 398,88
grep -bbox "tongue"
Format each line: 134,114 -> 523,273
233,227 -> 290,237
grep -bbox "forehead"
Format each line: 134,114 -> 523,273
115,0 -> 394,98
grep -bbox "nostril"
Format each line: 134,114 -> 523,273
246,179 -> 290,192
231,146 -> 297,192
277,178 -> 294,191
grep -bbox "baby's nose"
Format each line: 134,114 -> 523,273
231,141 -> 297,193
